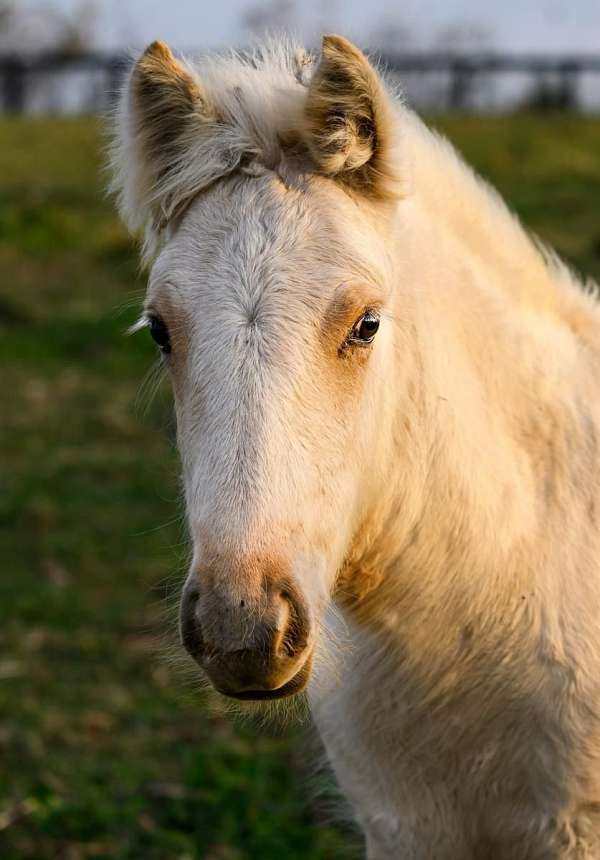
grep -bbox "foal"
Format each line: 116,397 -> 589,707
111,35 -> 600,859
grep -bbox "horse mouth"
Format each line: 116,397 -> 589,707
215,651 -> 313,701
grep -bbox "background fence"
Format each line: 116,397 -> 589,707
2,50 -> 600,114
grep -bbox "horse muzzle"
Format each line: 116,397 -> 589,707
179,565 -> 314,700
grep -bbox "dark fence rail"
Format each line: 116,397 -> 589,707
0,52 -> 128,113
1,50 -> 600,114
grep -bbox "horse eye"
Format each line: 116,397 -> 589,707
349,310 -> 380,345
149,316 -> 171,354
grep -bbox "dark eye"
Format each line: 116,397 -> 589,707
149,315 -> 171,354
349,310 -> 380,345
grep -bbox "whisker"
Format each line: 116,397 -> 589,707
131,513 -> 185,538
110,290 -> 147,318
134,357 -> 168,417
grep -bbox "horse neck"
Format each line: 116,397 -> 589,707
352,124 -> 599,618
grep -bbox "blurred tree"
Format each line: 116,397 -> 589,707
432,21 -> 495,53
369,16 -> 415,55
0,1 -> 99,114
0,0 -> 97,53
242,0 -> 297,37
0,1 -> 12,32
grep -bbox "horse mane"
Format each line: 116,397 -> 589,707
110,35 -> 600,335
400,109 -> 600,336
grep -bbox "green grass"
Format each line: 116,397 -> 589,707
1,114 -> 600,859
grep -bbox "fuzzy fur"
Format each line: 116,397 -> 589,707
110,34 -> 600,859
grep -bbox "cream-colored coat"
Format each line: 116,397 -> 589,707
111,35 -> 600,859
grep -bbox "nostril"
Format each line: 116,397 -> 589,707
180,588 -> 204,659
274,588 -> 309,659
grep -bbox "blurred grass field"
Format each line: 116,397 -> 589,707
1,114 -> 600,860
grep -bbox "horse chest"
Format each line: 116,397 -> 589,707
310,615 -> 600,859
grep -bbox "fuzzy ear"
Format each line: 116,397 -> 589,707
110,41 -> 216,255
303,35 -> 401,200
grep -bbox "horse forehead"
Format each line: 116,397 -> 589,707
155,177 -> 337,313
152,172 -> 383,312
185,174 -> 311,260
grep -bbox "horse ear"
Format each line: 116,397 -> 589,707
110,41 -> 215,253
303,35 -> 401,200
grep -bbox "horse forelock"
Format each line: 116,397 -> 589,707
110,39 -> 320,258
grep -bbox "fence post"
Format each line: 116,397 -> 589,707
2,57 -> 27,113
106,56 -> 127,108
557,60 -> 580,110
449,59 -> 474,111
